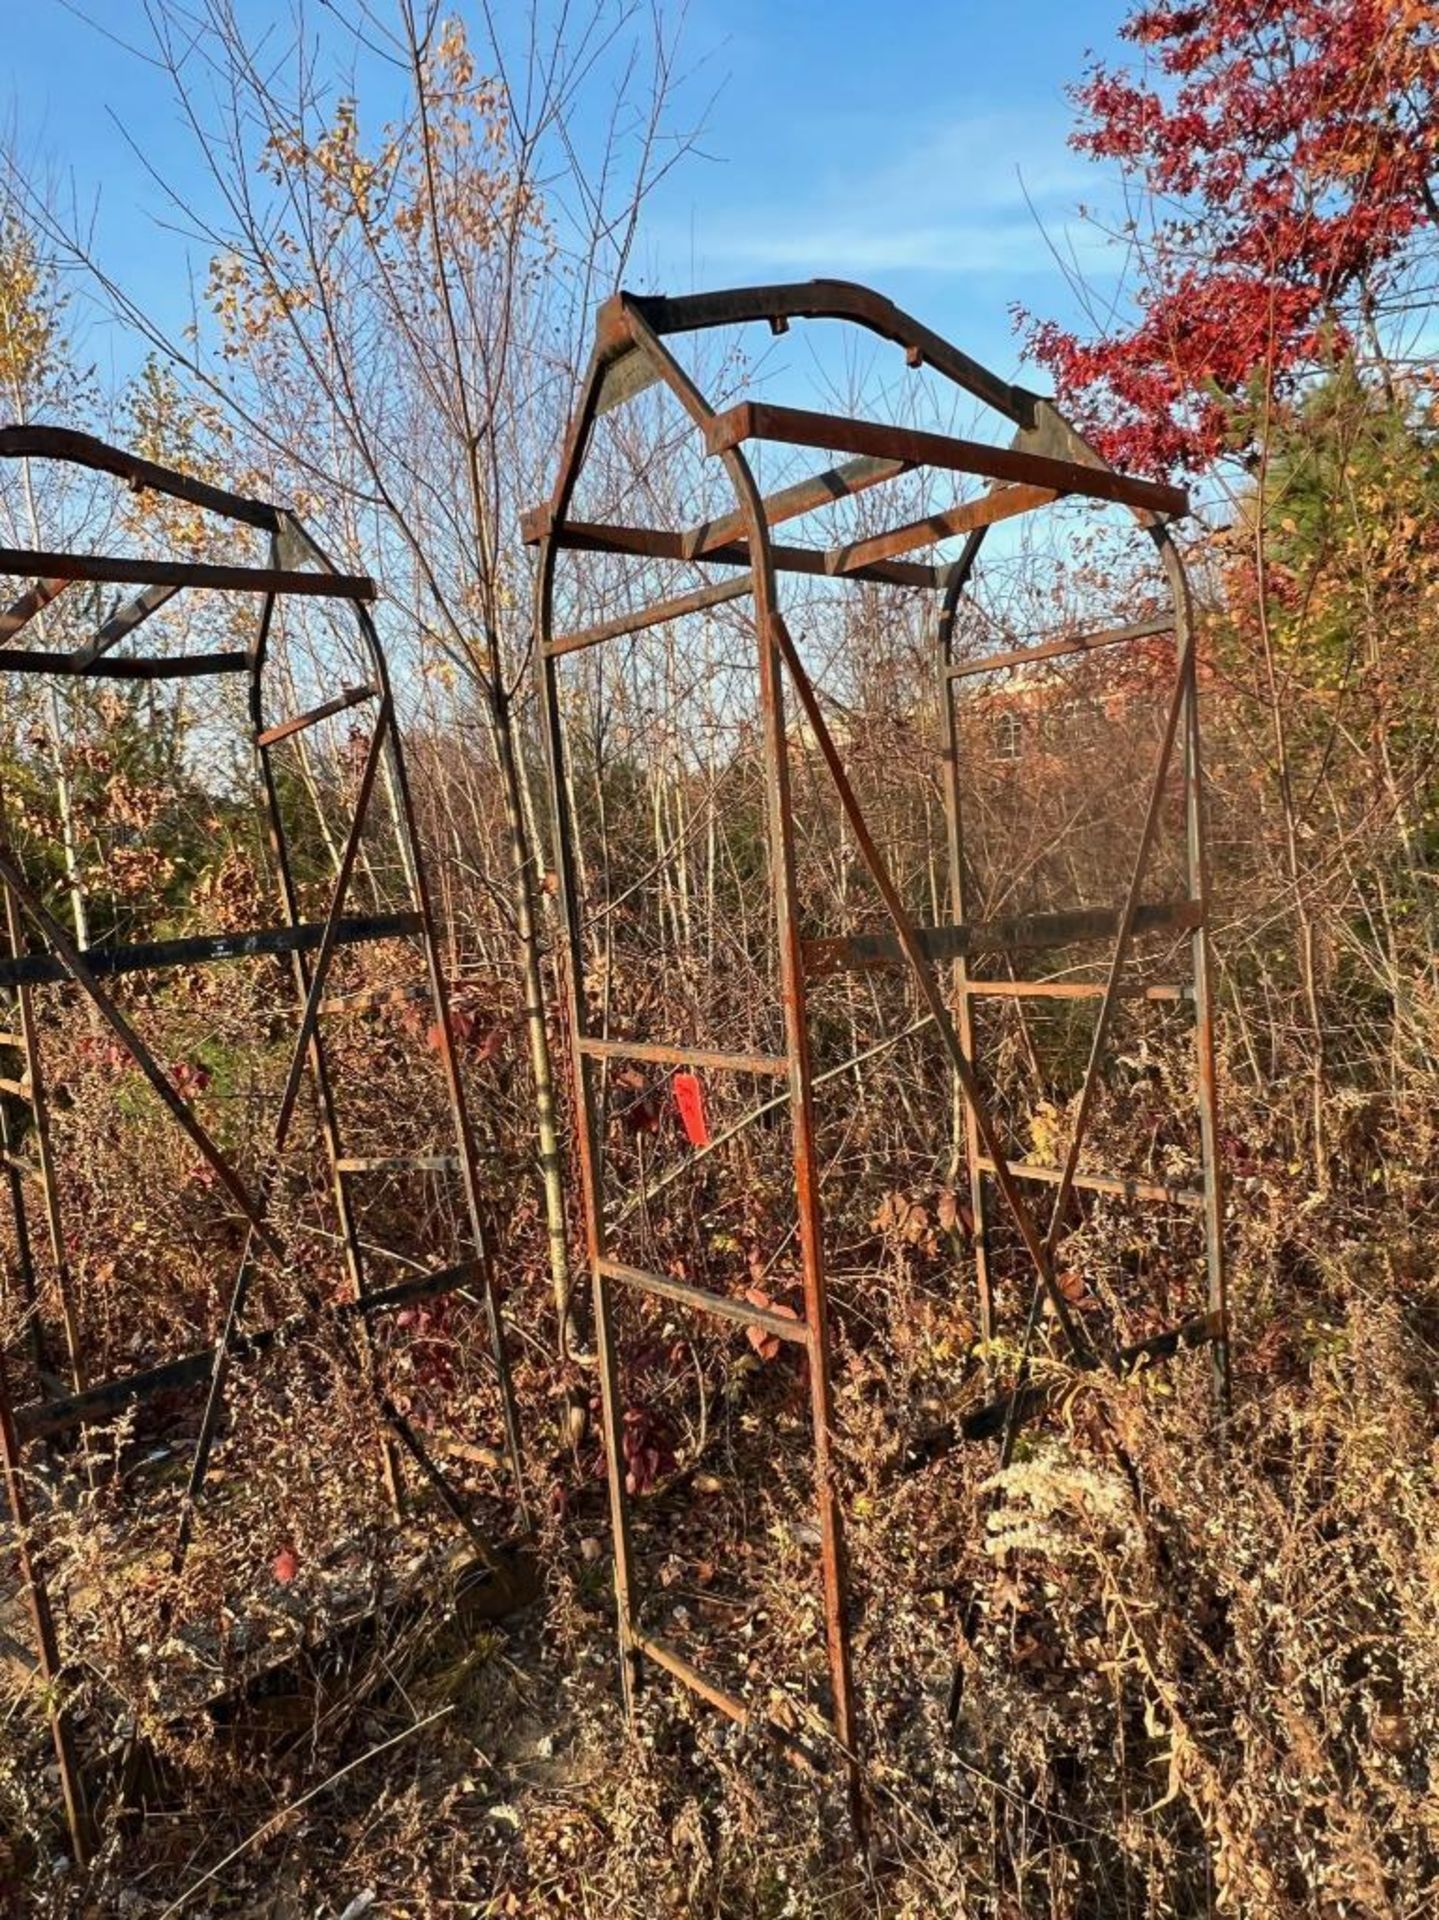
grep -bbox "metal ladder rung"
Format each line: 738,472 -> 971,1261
0,1076 -> 31,1099
0,1031 -> 25,1048
256,683 -> 377,748
976,1156 -> 1204,1208
597,1257 -> 811,1346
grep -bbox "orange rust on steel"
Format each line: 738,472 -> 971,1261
826,482 -> 1057,573
547,574 -> 753,657
946,611 -> 1176,678
532,328 -> 645,1710
0,546 -> 375,599
599,295 -> 862,1784
0,576 -> 68,643
683,453 -> 911,557
629,1631 -> 825,1770
520,512 -> 945,590
975,1157 -> 1204,1209
1038,653 -> 1196,1266
598,1257 -> 812,1345
576,1035 -> 789,1075
705,402 -> 1190,519
255,682 -> 375,747
0,424 -> 281,531
965,978 -> 1188,1002
770,611 -> 1094,1364
173,699 -> 396,1569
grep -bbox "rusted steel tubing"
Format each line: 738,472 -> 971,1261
533,338 -> 645,1713
0,1345 -> 93,1866
73,581 -> 179,667
255,682 -> 376,747
945,612 -> 1175,678
576,1036 -> 788,1075
174,702 -> 396,1563
621,296 -> 863,1787
802,900 -> 1202,975
0,547 -> 376,599
975,1157 -> 1204,1209
0,850 -> 288,1264
0,649 -> 251,679
597,1257 -> 812,1346
704,402 -> 1190,519
902,1311 -> 1227,1468
684,453 -> 910,556
770,612 -> 1094,1366
620,280 -> 1034,425
965,978 -> 1189,1001
17,1260 -> 485,1443
827,483 -> 1056,573
628,1630 -> 825,1770
0,576 -> 68,642
0,424 -> 281,531
547,575 -> 753,657
1038,659 -> 1194,1265
1,880 -> 85,1391
0,912 -> 420,989
520,511 -> 945,590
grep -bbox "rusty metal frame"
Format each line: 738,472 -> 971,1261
529,280 -> 1228,1805
0,428 -> 527,1865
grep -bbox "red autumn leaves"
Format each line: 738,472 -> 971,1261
1020,0 -> 1439,474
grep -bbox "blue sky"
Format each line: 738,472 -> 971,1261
5,0 -> 1137,397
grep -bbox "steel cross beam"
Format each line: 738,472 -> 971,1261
534,279 -> 1230,1829
0,432 -> 531,1866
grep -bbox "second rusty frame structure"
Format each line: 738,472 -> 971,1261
0,426 -> 527,1865
529,281 -> 1229,1791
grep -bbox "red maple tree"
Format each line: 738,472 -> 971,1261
1022,2 -> 1439,474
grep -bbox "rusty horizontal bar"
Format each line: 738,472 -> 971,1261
0,547 -> 375,600
902,1312 -> 1226,1467
803,900 -> 1202,975
946,612 -> 1176,679
631,1629 -> 750,1724
0,577 -> 68,643
0,912 -> 422,989
620,282 -> 1034,425
684,454 -> 911,557
597,1257 -> 811,1346
0,425 -> 282,532
256,683 -> 376,747
74,581 -> 180,668
548,576 -> 753,658
704,403 -> 1189,519
578,1036 -> 789,1076
963,979 -> 1190,1002
975,1157 -> 1204,1209
15,1261 -> 484,1443
826,483 -> 1056,574
0,1076 -> 31,1099
0,649 -> 252,680
336,1153 -> 461,1175
520,514 -> 945,591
